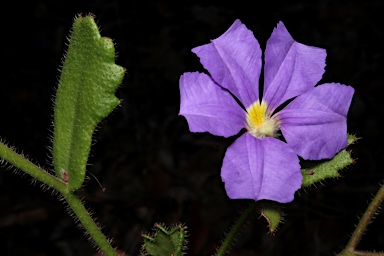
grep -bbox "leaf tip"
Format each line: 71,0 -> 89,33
87,12 -> 95,18
260,202 -> 283,234
347,133 -> 359,146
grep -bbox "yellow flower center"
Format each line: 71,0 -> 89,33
246,101 -> 279,139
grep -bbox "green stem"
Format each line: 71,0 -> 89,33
63,193 -> 118,256
338,182 -> 384,256
0,141 -> 117,256
216,201 -> 257,256
0,142 -> 66,191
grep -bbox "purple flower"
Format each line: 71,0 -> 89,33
179,20 -> 354,203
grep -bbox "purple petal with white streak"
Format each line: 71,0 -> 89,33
192,19 -> 262,108
279,83 -> 354,160
263,22 -> 326,112
179,72 -> 245,137
221,133 -> 302,203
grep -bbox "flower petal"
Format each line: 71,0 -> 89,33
179,72 -> 245,137
221,133 -> 302,203
263,22 -> 326,112
192,19 -> 262,108
279,83 -> 354,160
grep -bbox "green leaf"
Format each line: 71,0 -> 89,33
260,202 -> 283,234
348,134 -> 358,146
141,223 -> 187,256
52,14 -> 125,190
301,133 -> 356,188
301,150 -> 354,188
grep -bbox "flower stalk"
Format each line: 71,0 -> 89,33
338,182 -> 384,256
216,202 -> 257,256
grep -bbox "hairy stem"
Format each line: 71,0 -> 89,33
63,193 -> 118,256
216,201 -> 257,256
0,141 -> 117,256
338,182 -> 384,256
0,142 -> 66,191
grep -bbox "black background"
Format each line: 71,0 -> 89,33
1,0 -> 383,255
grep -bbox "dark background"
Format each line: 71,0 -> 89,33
0,0 -> 383,255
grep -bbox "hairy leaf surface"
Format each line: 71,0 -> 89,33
53,15 -> 124,190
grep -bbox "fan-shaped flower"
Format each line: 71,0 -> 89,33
179,20 -> 354,203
